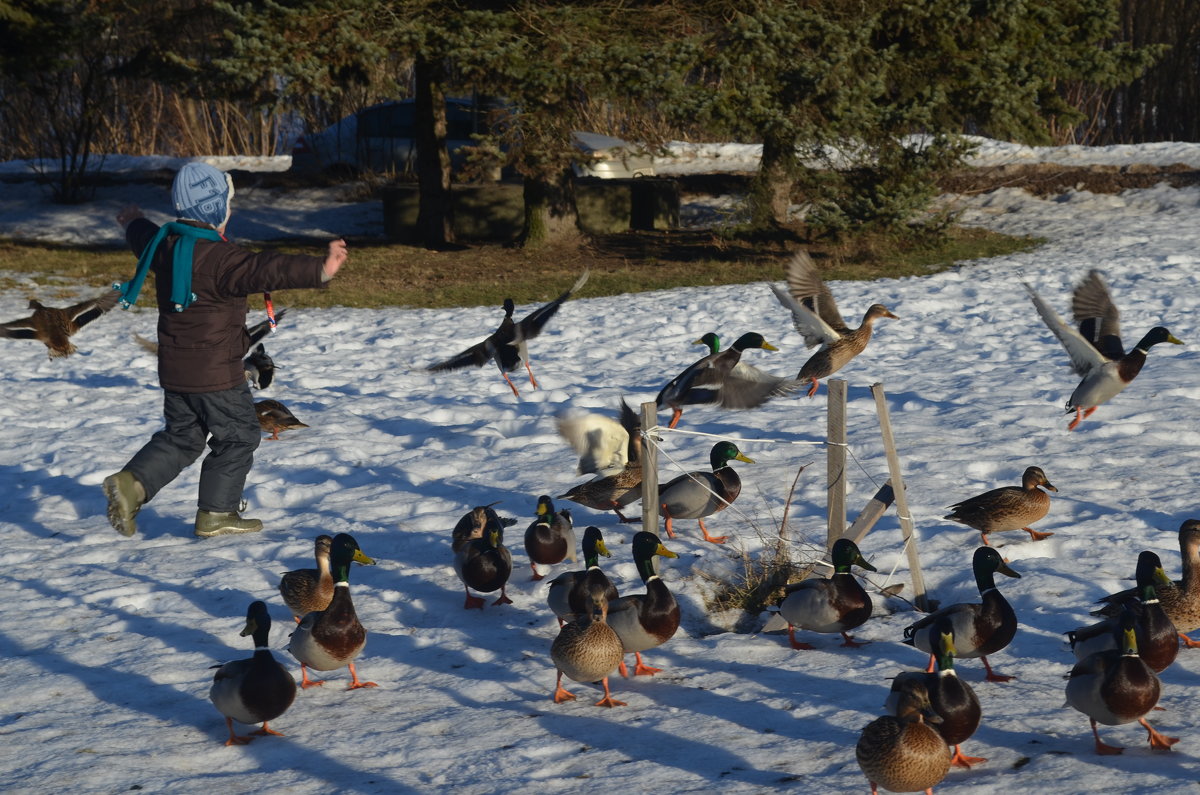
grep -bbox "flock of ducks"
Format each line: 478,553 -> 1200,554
4,252 -> 1192,789
787,524 -> 1200,793
446,494 -> 683,704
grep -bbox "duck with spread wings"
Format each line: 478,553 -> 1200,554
427,271 -> 589,397
1023,269 -> 1181,430
769,250 -> 897,397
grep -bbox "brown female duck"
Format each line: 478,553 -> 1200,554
0,290 -> 119,358
255,399 -> 309,440
944,466 -> 1058,546
856,678 -> 951,794
770,250 -> 897,396
551,577 -> 626,707
557,399 -> 643,522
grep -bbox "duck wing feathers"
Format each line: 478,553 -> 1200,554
1023,281 -> 1109,375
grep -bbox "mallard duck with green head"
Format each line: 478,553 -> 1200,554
279,534 -> 375,622
1024,269 -> 1182,430
655,332 -> 801,429
551,577 -> 626,707
770,250 -> 898,397
454,514 -> 514,609
1069,550 -> 1178,673
856,678 -> 951,794
777,538 -> 876,649
607,531 -> 680,677
557,399 -> 643,522
889,617 -> 985,769
286,533 -> 377,689
944,466 -> 1058,546
1093,520 -> 1200,648
1065,606 -> 1179,754
209,600 -> 297,746
523,495 -> 577,581
903,547 -> 1021,683
657,440 -> 753,544
547,526 -> 619,626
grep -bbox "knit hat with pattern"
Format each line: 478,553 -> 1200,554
171,162 -> 233,229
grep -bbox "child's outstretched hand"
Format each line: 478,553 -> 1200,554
116,204 -> 144,229
323,238 -> 347,280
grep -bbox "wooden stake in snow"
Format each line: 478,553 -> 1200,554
640,401 -> 659,532
870,383 -> 929,611
844,479 -> 896,545
826,378 -> 847,550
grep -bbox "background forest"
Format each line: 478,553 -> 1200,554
1,0 -> 1196,248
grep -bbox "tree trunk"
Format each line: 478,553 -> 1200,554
519,167 -> 580,249
413,57 -> 456,249
750,132 -> 799,230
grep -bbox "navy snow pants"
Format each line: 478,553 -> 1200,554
124,382 -> 261,513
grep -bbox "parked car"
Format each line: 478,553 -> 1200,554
290,98 -> 655,180
289,97 -> 500,176
571,131 -> 656,179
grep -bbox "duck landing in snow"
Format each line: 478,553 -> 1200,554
427,271 -> 589,397
769,250 -> 897,397
1023,269 -> 1181,430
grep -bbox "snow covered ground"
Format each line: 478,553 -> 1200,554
1,140 -> 1199,793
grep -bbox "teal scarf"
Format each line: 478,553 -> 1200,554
113,222 -> 223,311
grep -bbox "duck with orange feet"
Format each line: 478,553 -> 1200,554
1066,606 -> 1179,755
286,533 -> 378,690
657,440 -> 753,544
943,466 -> 1058,546
903,547 -> 1022,683
607,531 -> 680,678
889,617 -> 987,769
776,538 -> 876,650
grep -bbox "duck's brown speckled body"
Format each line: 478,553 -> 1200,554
770,250 -> 897,396
857,679 -> 951,794
1,291 -> 119,357
944,467 -> 1057,546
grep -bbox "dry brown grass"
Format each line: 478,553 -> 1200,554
0,225 -> 1040,310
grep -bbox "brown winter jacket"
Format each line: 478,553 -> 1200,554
126,217 -> 327,393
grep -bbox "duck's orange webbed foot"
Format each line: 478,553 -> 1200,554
697,519 -> 727,544
1140,718 -> 1180,750
631,652 -> 662,676
949,745 -> 987,768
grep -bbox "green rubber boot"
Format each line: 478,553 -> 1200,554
103,471 -> 145,537
194,510 -> 264,538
